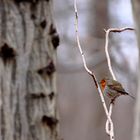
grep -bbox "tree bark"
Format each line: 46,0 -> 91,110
0,0 -> 59,140
131,1 -> 140,140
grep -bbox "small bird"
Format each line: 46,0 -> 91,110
100,78 -> 135,103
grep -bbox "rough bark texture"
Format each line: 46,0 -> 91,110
0,0 -> 59,140
131,1 -> 140,140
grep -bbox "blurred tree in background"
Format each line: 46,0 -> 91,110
131,0 -> 140,140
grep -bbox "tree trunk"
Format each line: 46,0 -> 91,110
0,0 -> 59,140
131,1 -> 140,140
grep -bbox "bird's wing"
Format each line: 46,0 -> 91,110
108,81 -> 135,99
108,84 -> 127,94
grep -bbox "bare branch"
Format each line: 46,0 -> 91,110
104,27 -> 135,137
74,1 -> 115,140
104,27 -> 134,80
106,104 -> 113,135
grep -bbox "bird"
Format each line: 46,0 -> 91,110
100,77 -> 135,103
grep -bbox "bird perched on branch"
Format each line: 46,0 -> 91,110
100,78 -> 135,103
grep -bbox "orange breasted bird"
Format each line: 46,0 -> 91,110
100,78 -> 135,103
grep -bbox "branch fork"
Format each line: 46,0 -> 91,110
74,0 -> 134,139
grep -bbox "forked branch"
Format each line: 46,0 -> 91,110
104,27 -> 134,136
74,0 -> 114,139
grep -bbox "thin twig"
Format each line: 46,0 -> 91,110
106,104 -> 113,135
74,1 -> 114,140
104,27 -> 135,135
104,27 -> 134,80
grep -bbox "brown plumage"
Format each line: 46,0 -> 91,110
100,78 -> 135,103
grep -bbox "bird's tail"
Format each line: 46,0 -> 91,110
123,92 -> 135,100
128,94 -> 135,100
119,90 -> 135,100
